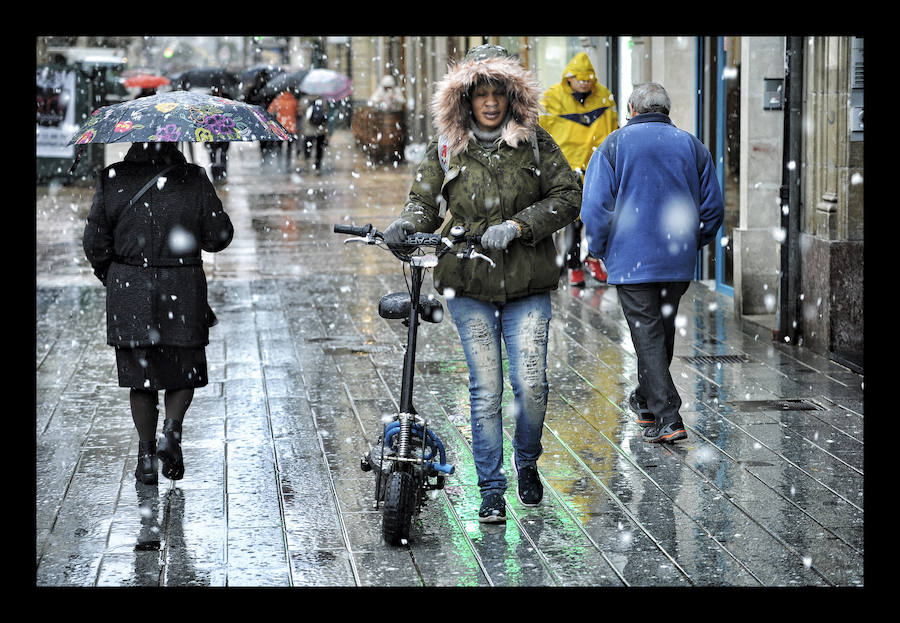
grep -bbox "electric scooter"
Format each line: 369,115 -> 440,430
333,223 -> 491,545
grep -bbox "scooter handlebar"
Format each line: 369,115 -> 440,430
333,223 -> 483,261
333,223 -> 374,237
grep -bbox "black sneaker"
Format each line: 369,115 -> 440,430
478,492 -> 506,523
629,390 -> 655,427
643,418 -> 687,443
513,455 -> 543,506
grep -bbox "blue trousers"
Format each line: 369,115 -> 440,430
446,293 -> 551,497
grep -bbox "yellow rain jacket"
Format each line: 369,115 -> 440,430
539,52 -> 618,174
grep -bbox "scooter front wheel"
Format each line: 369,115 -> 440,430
382,470 -> 416,545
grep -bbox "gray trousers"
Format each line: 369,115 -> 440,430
617,282 -> 690,424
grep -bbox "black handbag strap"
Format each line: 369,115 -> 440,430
116,162 -> 195,268
127,163 -> 180,209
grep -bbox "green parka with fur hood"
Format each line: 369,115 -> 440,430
399,45 -> 581,304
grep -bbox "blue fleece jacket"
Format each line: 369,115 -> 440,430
581,112 -> 724,284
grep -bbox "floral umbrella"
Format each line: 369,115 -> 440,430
67,90 -> 292,146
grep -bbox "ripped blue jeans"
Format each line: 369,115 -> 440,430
446,293 -> 551,497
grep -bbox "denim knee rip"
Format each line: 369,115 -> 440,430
459,314 -> 504,419
510,309 -> 550,409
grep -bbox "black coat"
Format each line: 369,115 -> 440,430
83,144 -> 234,348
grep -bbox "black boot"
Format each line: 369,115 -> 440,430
156,418 -> 184,480
135,440 -> 158,485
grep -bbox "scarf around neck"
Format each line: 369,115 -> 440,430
470,114 -> 509,149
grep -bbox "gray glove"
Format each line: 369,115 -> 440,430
383,218 -> 416,246
481,221 -> 520,250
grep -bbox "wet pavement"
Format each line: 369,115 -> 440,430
35,130 -> 864,587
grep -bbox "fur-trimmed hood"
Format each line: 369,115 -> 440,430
430,47 -> 544,157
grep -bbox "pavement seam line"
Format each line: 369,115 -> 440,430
254,290 -> 295,587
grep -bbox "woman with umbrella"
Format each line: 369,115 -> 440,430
75,90 -> 289,484
83,140 -> 234,485
73,90 -> 292,484
296,69 -> 351,173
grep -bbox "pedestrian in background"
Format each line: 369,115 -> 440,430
244,69 -> 280,168
83,142 -> 234,484
367,75 -> 405,112
267,89 -> 299,172
384,44 -> 581,522
540,52 -> 618,288
298,94 -> 329,173
581,82 -> 724,443
206,85 -> 233,184
205,138 -> 230,184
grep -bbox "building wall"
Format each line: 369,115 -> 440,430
800,36 -> 864,370
648,37 -> 697,134
734,37 -> 785,317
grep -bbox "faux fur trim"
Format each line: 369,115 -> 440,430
430,55 -> 544,156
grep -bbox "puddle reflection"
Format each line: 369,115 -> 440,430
134,481 -> 161,551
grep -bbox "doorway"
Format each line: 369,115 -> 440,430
698,36 -> 739,296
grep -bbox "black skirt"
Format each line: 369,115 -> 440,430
115,345 -> 208,390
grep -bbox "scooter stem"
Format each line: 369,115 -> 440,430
399,264 -> 424,413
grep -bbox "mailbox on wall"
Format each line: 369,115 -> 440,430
763,78 -> 784,110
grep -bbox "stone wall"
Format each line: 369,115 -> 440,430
801,36 -> 864,371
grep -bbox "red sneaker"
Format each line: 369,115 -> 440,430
584,257 -> 607,283
569,268 -> 585,287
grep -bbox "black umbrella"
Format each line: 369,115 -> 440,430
239,64 -> 286,105
260,68 -> 309,100
240,64 -> 285,84
170,67 -> 240,98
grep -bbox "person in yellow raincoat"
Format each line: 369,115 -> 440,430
540,52 -> 618,286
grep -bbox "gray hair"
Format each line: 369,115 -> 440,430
628,82 -> 671,115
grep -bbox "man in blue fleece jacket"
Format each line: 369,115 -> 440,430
581,82 -> 724,443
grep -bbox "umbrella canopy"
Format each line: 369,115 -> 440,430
123,73 -> 171,89
67,90 -> 292,146
240,64 -> 285,84
170,67 -> 240,97
260,68 -> 309,99
299,68 -> 352,101
239,64 -> 286,105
